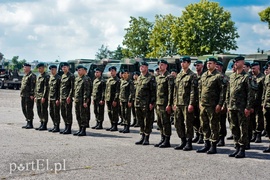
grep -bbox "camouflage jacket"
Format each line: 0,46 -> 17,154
156,71 -> 174,106
74,75 -> 90,103
92,77 -> 106,101
20,71 -> 36,97
35,72 -> 50,99
48,74 -> 61,101
60,72 -> 75,100
85,75 -> 93,101
119,79 -> 135,103
262,74 -> 270,108
252,72 -> 265,106
105,76 -> 120,102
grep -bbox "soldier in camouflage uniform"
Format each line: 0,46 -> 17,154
173,56 -> 197,151
249,62 -> 265,143
21,63 -> 36,129
60,62 -> 75,134
105,66 -> 120,131
227,56 -> 255,158
135,62 -> 156,145
118,69 -> 135,133
91,68 -> 106,130
34,63 -> 50,131
262,68 -> 270,153
131,71 -> 140,127
48,65 -> 61,132
154,60 -> 174,148
83,68 -> 92,128
73,65 -> 91,136
197,58 -> 227,154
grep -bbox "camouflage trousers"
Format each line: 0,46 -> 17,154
49,100 -> 60,125
60,99 -> 73,125
228,110 -> 249,146
93,100 -> 104,123
219,110 -> 227,137
106,101 -> 119,124
86,100 -> 91,125
21,97 -> 34,121
193,104 -> 202,134
249,106 -> 264,133
200,106 -> 220,142
75,101 -> 88,127
120,102 -> 131,125
156,105 -> 171,136
135,106 -> 154,135
264,108 -> 270,141
174,105 -> 194,139
36,99 -> 48,123
131,102 -> 136,121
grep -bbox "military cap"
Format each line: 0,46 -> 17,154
140,61 -> 148,66
36,62 -> 45,68
170,69 -> 177,73
244,62 -> 251,67
206,57 -> 217,63
180,56 -> 191,63
121,69 -> 129,73
76,65 -> 87,71
149,69 -> 154,73
133,71 -> 140,76
234,56 -> 245,62
108,66 -> 117,71
94,68 -> 103,72
266,61 -> 270,66
155,68 -> 159,71
216,61 -> 223,66
49,65 -> 57,69
157,59 -> 168,65
23,63 -> 31,67
251,62 -> 259,67
263,65 -> 268,71
194,60 -> 203,66
61,62 -> 69,67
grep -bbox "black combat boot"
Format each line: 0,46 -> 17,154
263,144 -> 270,153
154,135 -> 165,147
35,122 -> 43,130
25,120 -> 34,129
39,122 -> 47,131
122,125 -> 130,133
119,125 -> 127,133
52,124 -> 60,133
228,144 -> 240,157
255,132 -> 262,143
183,138 -> 193,151
197,134 -> 204,144
245,142 -> 250,150
135,134 -> 145,145
207,142 -> 217,154
60,124 -> 67,134
91,122 -> 99,129
106,124 -> 113,131
142,135 -> 150,145
73,127 -> 82,136
48,124 -> 56,132
110,123 -> 118,131
196,140 -> 210,153
78,127 -> 86,136
159,136 -> 171,148
192,132 -> 200,143
62,124 -> 71,134
174,138 -> 187,150
250,132 -> 256,142
95,122 -> 103,129
22,121 -> 29,128
235,145 -> 245,158
217,136 -> 225,147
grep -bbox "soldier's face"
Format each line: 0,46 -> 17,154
62,66 -> 69,73
215,65 -> 223,72
265,69 -> 269,75
158,63 -> 167,72
195,64 -> 203,71
171,72 -> 177,77
23,66 -> 31,73
251,66 -> 260,75
122,72 -> 129,80
207,61 -> 216,71
133,74 -> 138,79
95,71 -> 101,78
235,60 -> 244,70
50,68 -> 57,75
140,65 -> 148,73
243,65 -> 250,72
77,68 -> 84,77
38,67 -> 45,73
110,69 -> 116,77
181,61 -> 190,69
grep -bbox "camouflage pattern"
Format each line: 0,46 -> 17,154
219,73 -> 229,137
85,75 -> 93,125
131,79 -> 138,123
92,76 -> 106,123
193,71 -> 203,134
262,74 -> 270,141
174,69 -> 197,139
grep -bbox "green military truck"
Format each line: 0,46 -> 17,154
0,68 -> 23,90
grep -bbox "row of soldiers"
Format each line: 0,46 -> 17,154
20,56 -> 270,158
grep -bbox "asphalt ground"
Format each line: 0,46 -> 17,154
0,89 -> 269,180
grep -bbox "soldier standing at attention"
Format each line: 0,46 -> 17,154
91,68 -> 106,130
197,58 -> 227,154
131,71 -> 140,127
243,62 -> 251,73
83,67 -> 92,128
173,56 -> 197,151
34,63 -> 50,131
73,65 -> 90,136
21,63 -> 36,129
135,62 -> 156,145
60,62 -> 75,134
48,65 -> 61,132
154,60 -> 174,148
105,66 -> 120,131
119,69 -> 135,133
227,56 -> 255,158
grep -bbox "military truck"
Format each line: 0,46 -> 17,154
0,68 -> 23,90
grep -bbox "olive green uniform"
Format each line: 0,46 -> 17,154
156,71 -> 174,136
60,72 -> 75,125
199,69 -> 227,142
131,79 -> 138,125
85,75 -> 92,127
105,76 -> 120,125
219,73 -> 229,138
262,74 -> 270,142
35,72 -> 50,123
48,73 -> 61,126
193,72 -> 203,137
174,69 -> 197,139
21,71 -> 36,122
135,72 -> 156,135
92,76 -> 106,124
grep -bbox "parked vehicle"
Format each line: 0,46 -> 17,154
0,68 -> 23,90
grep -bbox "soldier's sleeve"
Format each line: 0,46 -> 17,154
43,74 -> 50,99
198,77 -> 202,101
30,74 -> 36,97
56,76 -> 61,101
83,77 -> 90,103
89,78 -> 93,100
167,75 -> 174,106
173,77 -> 177,106
150,76 -> 156,105
68,74 -> 75,98
225,75 -> 231,109
34,75 -> 38,97
218,74 -> 227,106
189,74 -> 197,106
128,81 -> 135,103
257,76 -> 265,105
246,75 -> 255,110
113,79 -> 120,101
101,80 -> 106,101
262,77 -> 266,107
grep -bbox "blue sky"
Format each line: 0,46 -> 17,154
0,0 -> 269,62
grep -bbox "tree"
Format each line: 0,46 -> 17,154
122,16 -> 153,58
10,56 -> 26,70
259,7 -> 270,29
175,0 -> 239,56
111,45 -> 124,60
147,14 -> 179,58
95,44 -> 112,60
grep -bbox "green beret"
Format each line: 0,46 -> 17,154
149,69 -> 154,73
207,57 -> 217,63
94,68 -> 103,72
194,60 -> 203,66
251,62 -> 259,67
134,71 -> 140,76
61,62 -> 69,67
181,56 -> 191,63
157,59 -> 168,65
108,66 -> 117,71
23,63 -> 31,67
216,61 -> 223,66
155,68 -> 159,71
121,69 -> 129,73
76,65 -> 87,71
244,62 -> 251,67
36,62 -> 45,68
140,61 -> 148,66
234,56 -> 245,61
49,65 -> 57,69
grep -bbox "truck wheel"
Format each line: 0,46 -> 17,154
8,84 -> 14,89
